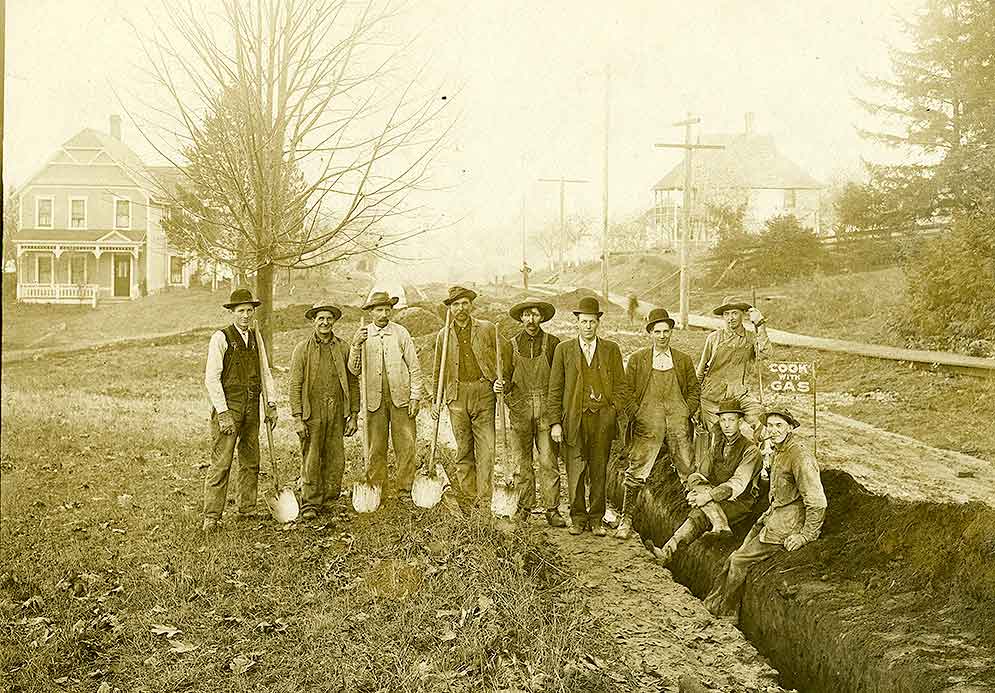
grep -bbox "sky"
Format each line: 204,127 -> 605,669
3,0 -> 921,280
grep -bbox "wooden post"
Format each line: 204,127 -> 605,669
601,65 -> 610,304
538,176 -> 590,273
812,362 -> 818,459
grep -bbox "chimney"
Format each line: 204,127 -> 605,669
110,114 -> 122,141
744,112 -> 754,136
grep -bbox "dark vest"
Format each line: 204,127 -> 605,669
220,325 -> 261,415
706,433 -> 753,486
580,346 -> 607,411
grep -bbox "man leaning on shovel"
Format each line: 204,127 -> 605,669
348,291 -> 423,502
503,297 -> 566,528
202,288 -> 278,532
288,301 -> 359,520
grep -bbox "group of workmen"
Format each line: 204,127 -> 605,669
202,284 -> 827,620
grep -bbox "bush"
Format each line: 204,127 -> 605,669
707,215 -> 828,287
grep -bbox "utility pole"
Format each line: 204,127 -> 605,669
520,194 -> 530,291
601,65 -> 610,304
655,114 -> 724,328
538,176 -> 589,271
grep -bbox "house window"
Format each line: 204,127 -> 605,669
36,197 -> 54,228
169,255 -> 184,285
69,253 -> 88,284
37,255 -> 53,284
784,189 -> 797,209
114,198 -> 131,229
70,198 -> 87,229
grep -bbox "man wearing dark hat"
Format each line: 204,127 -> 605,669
615,308 -> 699,540
503,298 -> 565,527
202,288 -> 278,532
432,286 -> 509,509
348,291 -> 423,499
546,296 -> 631,536
644,399 -> 762,563
696,296 -> 772,440
289,301 -> 359,519
704,407 -> 826,621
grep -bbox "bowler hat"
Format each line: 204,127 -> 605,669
509,297 -> 555,323
223,288 -> 261,310
762,406 -> 800,429
443,286 -> 478,306
572,296 -> 603,318
713,295 -> 752,316
305,301 -> 343,321
716,399 -> 745,416
363,291 -> 400,311
645,307 -> 676,332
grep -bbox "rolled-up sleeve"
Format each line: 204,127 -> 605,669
205,331 -> 228,413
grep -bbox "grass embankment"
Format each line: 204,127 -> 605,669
0,325 -> 631,692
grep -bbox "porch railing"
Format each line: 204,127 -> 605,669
17,283 -> 100,306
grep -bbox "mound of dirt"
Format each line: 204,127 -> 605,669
547,287 -> 622,314
271,303 -> 363,332
394,306 -> 442,338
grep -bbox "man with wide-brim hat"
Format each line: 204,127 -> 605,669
696,295 -> 772,441
615,307 -> 699,540
289,301 -> 359,519
546,295 -> 631,536
202,288 -> 278,532
645,398 -> 762,564
348,291 -> 423,501
432,285 -> 509,509
502,297 -> 564,527
704,405 -> 826,623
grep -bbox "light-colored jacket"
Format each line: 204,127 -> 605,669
348,321 -> 423,410
756,433 -> 827,545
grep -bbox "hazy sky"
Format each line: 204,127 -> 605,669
3,0 -> 920,278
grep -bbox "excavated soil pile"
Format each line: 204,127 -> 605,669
607,454 -> 995,693
270,303 -> 363,332
393,306 -> 442,337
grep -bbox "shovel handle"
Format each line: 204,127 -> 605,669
359,318 -> 370,472
428,308 -> 452,477
256,326 -> 281,492
495,327 -> 508,468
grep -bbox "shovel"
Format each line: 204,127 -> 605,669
352,320 -> 382,513
490,327 -> 518,518
256,327 -> 300,523
412,307 -> 451,509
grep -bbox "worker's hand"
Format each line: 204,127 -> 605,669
783,533 -> 807,552
748,307 -> 765,325
344,416 -> 358,437
217,410 -> 236,436
431,404 -> 441,421
352,327 -> 369,347
408,398 -> 419,417
550,423 -> 563,444
686,489 -> 712,508
493,379 -> 505,395
293,416 -> 308,440
265,403 -> 278,431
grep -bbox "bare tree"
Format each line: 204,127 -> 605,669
530,212 -> 595,271
134,0 -> 451,348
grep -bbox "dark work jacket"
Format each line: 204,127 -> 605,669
625,347 -> 701,418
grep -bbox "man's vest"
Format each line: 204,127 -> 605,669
580,346 -> 608,412
220,325 -> 261,415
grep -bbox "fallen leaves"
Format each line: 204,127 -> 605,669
168,640 -> 199,654
229,651 -> 263,674
150,623 -> 181,639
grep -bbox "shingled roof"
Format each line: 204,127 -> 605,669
652,134 -> 822,191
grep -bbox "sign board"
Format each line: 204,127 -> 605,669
766,361 -> 815,394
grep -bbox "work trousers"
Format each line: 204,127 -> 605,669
625,411 -> 694,488
204,402 -> 260,519
301,397 -> 346,512
704,524 -> 783,618
509,394 -> 560,512
563,407 -> 616,528
366,401 -> 417,493
700,390 -> 764,441
448,380 -> 496,506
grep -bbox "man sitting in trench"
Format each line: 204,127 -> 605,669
643,399 -> 761,564
704,406 -> 826,622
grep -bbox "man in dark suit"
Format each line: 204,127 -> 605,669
615,308 -> 701,540
546,296 -> 631,536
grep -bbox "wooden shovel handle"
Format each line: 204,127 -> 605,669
495,327 -> 508,459
359,318 -> 369,467
428,308 -> 451,476
256,326 -> 280,491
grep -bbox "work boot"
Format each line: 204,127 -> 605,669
201,518 -> 219,533
613,487 -> 638,540
545,509 -> 567,528
592,524 -> 607,537
701,502 -> 732,537
652,519 -> 698,565
568,521 -> 584,536
652,537 -> 679,565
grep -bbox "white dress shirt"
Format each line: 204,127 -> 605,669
652,347 -> 675,372
579,336 -> 598,366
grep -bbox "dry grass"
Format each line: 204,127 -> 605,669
0,329 -> 631,693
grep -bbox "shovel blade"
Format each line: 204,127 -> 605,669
490,482 -> 519,518
267,488 -> 300,523
351,482 -> 382,513
411,473 -> 445,509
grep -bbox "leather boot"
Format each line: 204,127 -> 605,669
652,519 -> 698,565
701,501 -> 732,536
613,487 -> 637,540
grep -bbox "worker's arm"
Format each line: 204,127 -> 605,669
204,331 -> 229,414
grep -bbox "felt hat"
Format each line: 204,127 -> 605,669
363,291 -> 400,311
645,307 -> 676,332
223,288 -> 261,310
716,399 -> 745,416
305,302 -> 343,321
443,285 -> 478,306
509,297 -> 555,323
572,296 -> 603,318
713,295 -> 752,316
762,406 -> 801,429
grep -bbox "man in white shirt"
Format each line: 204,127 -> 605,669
202,288 -> 278,532
616,308 -> 700,540
349,291 -> 423,500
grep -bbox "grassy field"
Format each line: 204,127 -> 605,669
0,323 -> 633,692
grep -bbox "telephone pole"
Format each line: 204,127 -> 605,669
538,176 -> 589,271
655,114 -> 724,328
601,65 -> 610,304
520,194 -> 530,291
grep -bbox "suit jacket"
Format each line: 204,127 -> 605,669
289,332 -> 359,423
625,346 -> 701,418
544,337 -> 632,447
